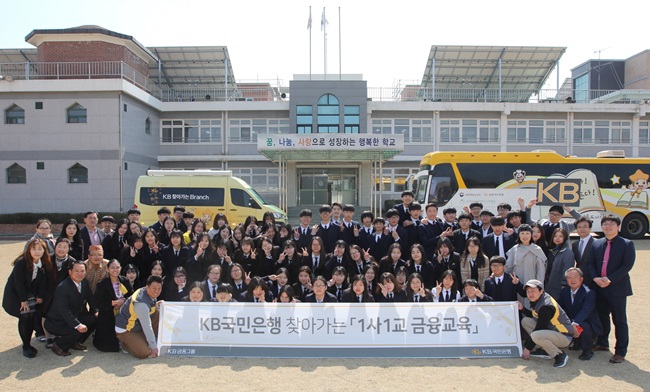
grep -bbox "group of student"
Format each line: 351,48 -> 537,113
2,191 -> 635,368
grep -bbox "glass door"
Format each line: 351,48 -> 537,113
298,168 -> 358,205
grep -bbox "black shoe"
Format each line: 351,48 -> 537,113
36,335 -> 46,343
22,346 -> 36,358
46,338 -> 57,349
568,340 -> 581,351
579,349 -> 594,360
554,351 -> 568,368
530,348 -> 551,359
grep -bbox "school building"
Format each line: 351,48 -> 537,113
1,26 -> 649,219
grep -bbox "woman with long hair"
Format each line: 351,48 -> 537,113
3,239 -> 53,358
459,237 -> 490,291
58,219 -> 84,261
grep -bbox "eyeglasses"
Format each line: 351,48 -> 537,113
312,284 -> 327,288
208,272 -> 220,276
601,222 -> 618,227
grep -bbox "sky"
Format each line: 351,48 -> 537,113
1,0 -> 647,89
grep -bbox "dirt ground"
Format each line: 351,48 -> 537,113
0,240 -> 649,392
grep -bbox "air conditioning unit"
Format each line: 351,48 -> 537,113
596,150 -> 626,158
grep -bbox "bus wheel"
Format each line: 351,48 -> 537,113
621,213 -> 648,239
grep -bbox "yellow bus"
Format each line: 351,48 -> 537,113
412,150 -> 650,238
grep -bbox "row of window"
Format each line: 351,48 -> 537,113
5,103 -> 87,124
297,94 -> 360,134
6,163 -> 88,184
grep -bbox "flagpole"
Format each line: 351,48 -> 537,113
338,7 -> 341,80
308,6 -> 312,80
322,7 -> 327,80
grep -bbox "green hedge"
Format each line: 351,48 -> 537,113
0,212 -> 128,224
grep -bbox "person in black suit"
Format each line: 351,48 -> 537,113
160,230 -> 190,284
80,211 -> 106,260
418,203 -> 444,261
467,202 -> 483,231
378,243 -> 407,276
45,260 -> 97,357
433,238 -> 462,285
300,236 -> 327,278
239,276 -> 274,302
356,211 -> 376,247
432,269 -> 461,302
572,216 -> 595,285
149,206 -> 171,234
587,215 -> 635,364
393,191 -> 414,226
405,273 -> 434,302
292,209 -> 314,251
402,202 -> 423,250
483,256 -> 524,302
315,205 -> 337,254
482,217 -> 516,259
385,209 -> 408,252
376,272 -> 407,302
477,210 -> 495,238
227,263 -> 248,299
558,267 -> 603,361
201,264 -> 223,301
173,206 -> 188,233
292,266 -> 313,301
304,276 -> 338,302
102,219 -> 129,261
406,244 -> 436,289
275,240 -> 302,285
163,267 -> 190,301
441,207 -> 459,232
58,219 -> 85,261
341,275 -> 374,302
324,240 -> 349,280
365,218 -> 392,262
337,204 -> 361,245
451,214 -> 481,256
3,239 -> 54,358
93,259 -> 134,352
458,279 -> 493,302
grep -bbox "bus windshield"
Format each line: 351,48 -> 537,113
415,163 -> 458,206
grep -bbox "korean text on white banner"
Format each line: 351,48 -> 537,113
157,302 -> 522,358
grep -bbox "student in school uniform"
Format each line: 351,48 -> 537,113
433,237 -> 462,285
483,256 -> 525,302
406,244 -> 436,289
228,263 -> 248,299
405,273 -> 434,302
239,276 -> 274,303
300,236 -> 327,278
292,266 -> 313,302
458,279 -> 493,302
378,243 -> 407,276
303,276 -> 338,303
365,218 -> 392,262
376,272 -> 407,303
341,275 -> 375,303
432,269 -> 462,303
326,266 -> 349,302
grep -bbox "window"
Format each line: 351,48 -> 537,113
573,121 -> 593,144
317,94 -> 340,133
479,120 -> 500,143
230,168 -> 279,205
507,120 -> 528,143
297,105 -> 313,134
36,162 -> 44,170
35,102 -> 43,110
441,119 -> 492,144
230,188 -> 260,209
68,163 -> 88,183
162,119 -> 222,143
139,187 -> 224,206
610,121 -> 631,144
640,121 -> 650,144
574,74 -> 589,103
344,106 -> 360,134
372,118 -> 433,143
545,121 -> 566,143
5,105 -> 24,124
7,163 -> 26,184
376,168 -> 419,193
145,117 -> 151,135
507,120 -> 565,144
67,103 -> 87,123
123,104 -> 128,112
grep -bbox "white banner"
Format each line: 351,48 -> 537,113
257,134 -> 404,151
157,302 -> 522,358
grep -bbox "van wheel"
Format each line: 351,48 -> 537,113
620,213 -> 648,239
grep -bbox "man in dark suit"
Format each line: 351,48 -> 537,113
587,215 -> 635,364
365,218 -> 392,262
393,191 -> 414,226
385,209 -> 408,251
80,211 -> 106,260
451,214 -> 481,254
315,205 -> 336,254
418,203 -> 444,261
558,267 -> 603,361
45,261 -> 97,356
483,256 -> 524,302
482,217 -> 516,259
459,279 -> 493,302
149,206 -> 171,234
572,216 -> 595,285
293,209 -> 314,251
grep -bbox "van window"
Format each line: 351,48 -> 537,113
231,188 -> 261,209
139,187 -> 224,206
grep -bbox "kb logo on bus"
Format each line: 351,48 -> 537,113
536,179 -> 581,206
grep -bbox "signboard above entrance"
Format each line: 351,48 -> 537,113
257,134 -> 404,161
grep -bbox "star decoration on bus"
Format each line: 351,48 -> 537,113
610,174 -> 620,185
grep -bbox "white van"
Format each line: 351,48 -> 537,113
133,170 -> 286,227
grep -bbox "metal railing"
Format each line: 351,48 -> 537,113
2,61 -> 649,104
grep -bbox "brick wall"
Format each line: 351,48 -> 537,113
37,41 -> 149,77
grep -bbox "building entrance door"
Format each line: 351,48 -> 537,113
298,168 -> 358,205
